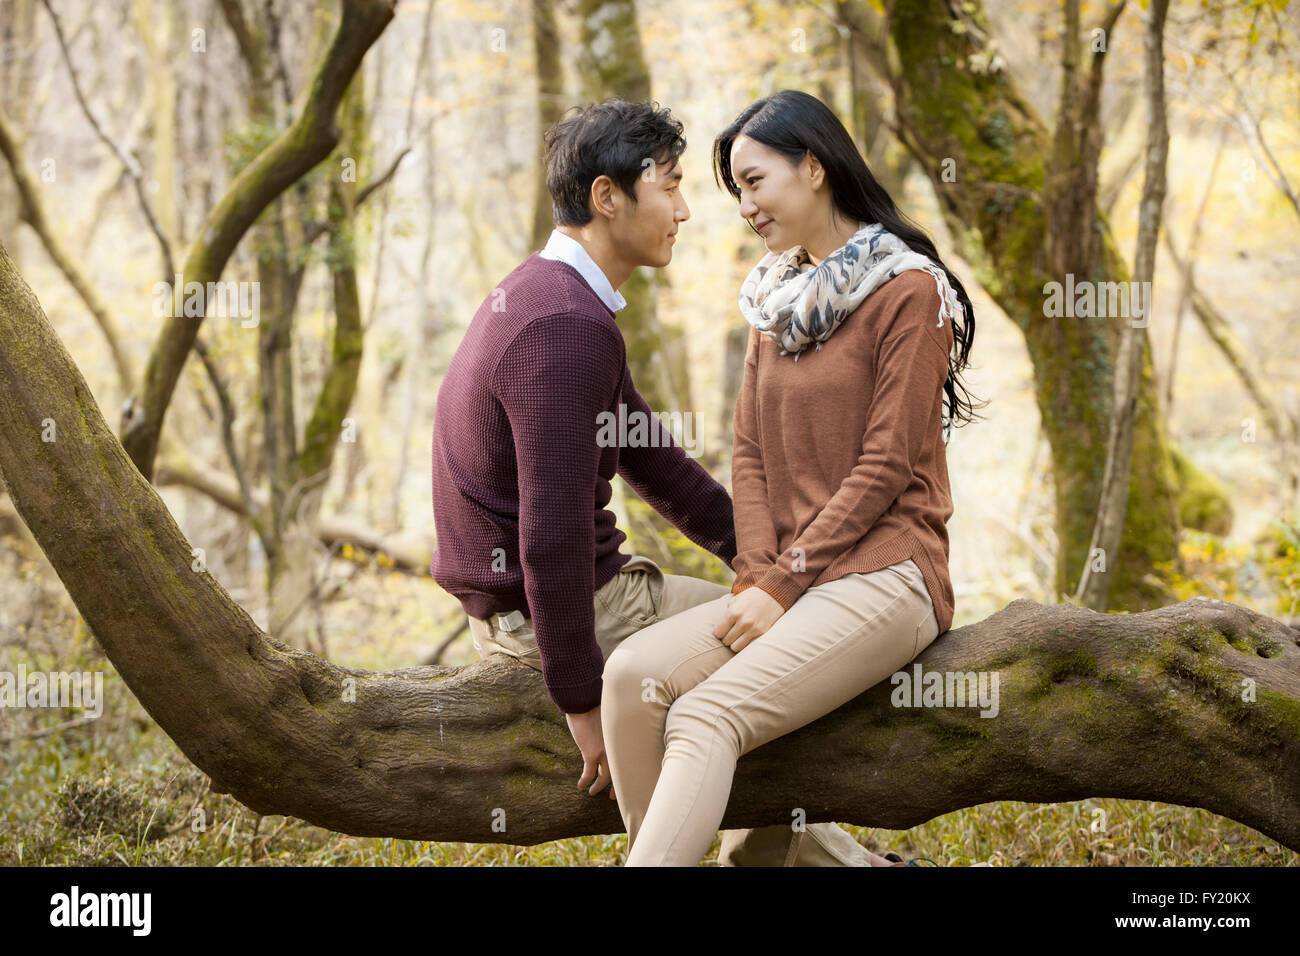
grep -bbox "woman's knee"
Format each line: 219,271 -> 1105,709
603,636 -> 678,710
663,689 -> 743,757
603,643 -> 646,700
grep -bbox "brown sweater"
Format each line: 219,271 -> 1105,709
730,268 -> 956,635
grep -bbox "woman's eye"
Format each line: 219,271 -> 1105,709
746,177 -> 762,186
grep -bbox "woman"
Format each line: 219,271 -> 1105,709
600,90 -> 985,866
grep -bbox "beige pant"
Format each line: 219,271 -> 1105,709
601,557 -> 940,866
466,554 -> 902,865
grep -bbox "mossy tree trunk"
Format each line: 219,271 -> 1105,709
531,0 -> 564,252
838,0 -> 1200,611
2,244 -> 1298,847
203,2 -> 377,650
118,0 -> 394,483
1075,0 -> 1171,609
574,0 -> 690,418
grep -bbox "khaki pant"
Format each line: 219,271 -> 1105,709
601,557 -> 940,866
466,554 -> 906,865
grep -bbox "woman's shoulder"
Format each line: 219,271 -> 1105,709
857,269 -> 942,318
851,269 -> 952,351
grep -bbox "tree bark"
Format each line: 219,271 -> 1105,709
2,241 -> 1299,850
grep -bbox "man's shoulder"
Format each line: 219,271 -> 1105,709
500,257 -> 622,339
465,254 -> 626,386
495,253 -> 613,319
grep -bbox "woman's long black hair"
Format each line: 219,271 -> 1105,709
712,89 -> 987,434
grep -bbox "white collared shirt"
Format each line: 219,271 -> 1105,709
538,229 -> 627,314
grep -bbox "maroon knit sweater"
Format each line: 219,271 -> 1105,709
430,253 -> 738,713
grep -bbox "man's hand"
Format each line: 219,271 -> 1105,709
565,705 -> 616,799
713,585 -> 785,652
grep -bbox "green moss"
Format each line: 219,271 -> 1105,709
1254,686 -> 1300,744
924,712 -> 991,772
1155,623 -> 1293,736
1049,649 -> 1100,682
980,107 -> 1016,158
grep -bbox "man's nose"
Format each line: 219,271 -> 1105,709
677,195 -> 691,221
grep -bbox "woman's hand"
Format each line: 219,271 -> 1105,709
713,585 -> 785,652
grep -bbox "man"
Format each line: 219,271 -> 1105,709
430,99 -> 881,866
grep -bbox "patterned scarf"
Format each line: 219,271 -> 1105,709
737,221 -> 961,362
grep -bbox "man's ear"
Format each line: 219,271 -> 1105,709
589,174 -> 620,221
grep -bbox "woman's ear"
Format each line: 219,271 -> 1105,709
805,150 -> 825,190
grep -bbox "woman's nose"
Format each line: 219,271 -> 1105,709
738,194 -> 756,219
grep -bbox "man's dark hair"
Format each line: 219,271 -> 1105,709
544,99 -> 687,227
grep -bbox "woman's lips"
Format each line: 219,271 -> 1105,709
755,219 -> 772,235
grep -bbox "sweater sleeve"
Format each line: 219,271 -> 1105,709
750,280 -> 953,610
493,314 -> 624,714
615,371 -> 738,568
730,326 -> 782,594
